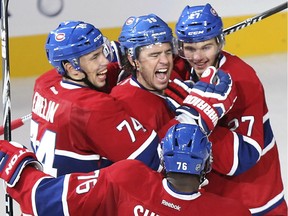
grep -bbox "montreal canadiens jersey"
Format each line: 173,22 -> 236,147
30,69 -> 161,177
8,160 -> 251,216
173,51 -> 287,215
110,76 -> 177,139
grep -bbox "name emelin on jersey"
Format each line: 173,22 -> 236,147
32,91 -> 59,123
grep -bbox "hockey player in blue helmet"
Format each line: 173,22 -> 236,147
172,3 -> 287,215
174,3 -> 225,80
162,123 -> 212,186
30,20 -> 167,177
111,13 -> 237,138
116,13 -> 179,89
45,21 -> 114,90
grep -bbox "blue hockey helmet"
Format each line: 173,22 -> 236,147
162,123 -> 212,176
176,3 -> 223,43
118,14 -> 174,60
45,21 -> 113,75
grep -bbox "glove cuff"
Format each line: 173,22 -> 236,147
176,108 -> 211,135
6,157 -> 42,187
182,94 -> 219,133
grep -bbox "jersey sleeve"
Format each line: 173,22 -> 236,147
7,167 -> 51,215
7,166 -> 117,216
209,57 -> 270,176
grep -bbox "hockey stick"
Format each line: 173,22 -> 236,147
0,113 -> 32,136
224,2 -> 288,36
1,0 -> 14,215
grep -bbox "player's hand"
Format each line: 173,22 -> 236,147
165,78 -> 194,112
0,140 -> 42,187
176,66 -> 237,134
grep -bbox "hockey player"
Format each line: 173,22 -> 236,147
0,124 -> 251,215
30,20 -> 163,177
30,20 -> 237,179
111,14 -> 236,139
110,14 -> 180,138
172,3 -> 287,215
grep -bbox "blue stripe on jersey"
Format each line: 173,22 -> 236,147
251,195 -> 285,215
53,154 -> 113,176
234,134 -> 261,175
35,176 -> 67,216
129,131 -> 161,171
263,118 -> 274,149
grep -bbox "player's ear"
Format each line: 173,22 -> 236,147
134,60 -> 141,70
63,61 -> 72,71
64,62 -> 80,76
127,55 -> 140,70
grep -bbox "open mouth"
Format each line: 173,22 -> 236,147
155,68 -> 168,81
96,70 -> 107,82
97,69 -> 107,76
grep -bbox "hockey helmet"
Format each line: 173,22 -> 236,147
45,21 -> 113,75
118,14 -> 174,60
176,3 -> 223,43
162,123 -> 212,176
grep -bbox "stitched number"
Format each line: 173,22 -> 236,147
76,170 -> 100,194
241,116 -> 254,136
116,117 -> 146,142
30,119 -> 57,177
228,116 -> 255,136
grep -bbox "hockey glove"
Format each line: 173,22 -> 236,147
0,140 -> 42,187
165,78 -> 194,112
176,66 -> 237,134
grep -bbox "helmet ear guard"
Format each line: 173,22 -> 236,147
102,37 -> 114,62
162,123 -> 212,176
215,34 -> 225,50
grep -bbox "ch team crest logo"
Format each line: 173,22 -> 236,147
126,17 -> 135,25
55,33 -> 65,41
210,8 -> 218,16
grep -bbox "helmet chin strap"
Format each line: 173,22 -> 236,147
213,53 -> 221,69
63,69 -> 103,91
214,36 -> 225,68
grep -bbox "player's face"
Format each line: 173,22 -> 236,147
181,38 -> 220,78
79,46 -> 109,88
135,43 -> 173,92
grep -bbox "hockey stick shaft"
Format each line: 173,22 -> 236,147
0,113 -> 32,135
224,2 -> 288,36
1,0 -> 14,215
